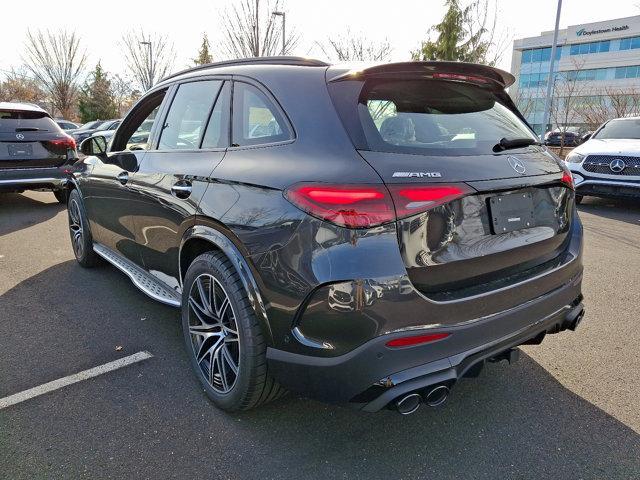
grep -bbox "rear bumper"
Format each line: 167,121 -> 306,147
267,265 -> 584,410
0,166 -> 68,191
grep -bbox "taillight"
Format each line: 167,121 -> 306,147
284,182 -> 473,229
561,171 -> 574,190
47,135 -> 76,150
284,184 -> 395,228
386,332 -> 450,348
387,183 -> 474,219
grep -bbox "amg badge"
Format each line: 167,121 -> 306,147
392,171 -> 442,178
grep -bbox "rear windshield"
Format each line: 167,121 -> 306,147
0,110 -> 58,133
330,78 -> 535,156
593,118 -> 640,139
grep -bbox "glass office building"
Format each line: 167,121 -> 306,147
510,15 -> 640,135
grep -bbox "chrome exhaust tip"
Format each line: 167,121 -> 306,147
395,393 -> 422,415
424,385 -> 450,407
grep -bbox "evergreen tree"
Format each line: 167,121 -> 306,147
194,33 -> 213,65
77,63 -> 118,123
412,0 -> 491,64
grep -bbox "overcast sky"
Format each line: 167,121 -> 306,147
1,0 -> 639,81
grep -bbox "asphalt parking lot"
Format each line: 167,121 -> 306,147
1,191 -> 639,480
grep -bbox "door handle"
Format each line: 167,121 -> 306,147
171,181 -> 192,199
117,171 -> 129,185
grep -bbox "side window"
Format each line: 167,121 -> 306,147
201,81 -> 231,149
112,89 -> 166,152
232,82 -> 291,147
158,80 -> 222,150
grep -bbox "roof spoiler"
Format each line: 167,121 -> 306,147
327,61 -> 515,88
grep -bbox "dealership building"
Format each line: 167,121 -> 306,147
510,15 -> 640,134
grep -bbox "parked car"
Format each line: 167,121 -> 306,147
66,58 -> 584,414
70,119 -> 121,145
0,102 -> 76,203
564,116 -> 640,203
55,119 -> 80,131
544,129 -> 581,147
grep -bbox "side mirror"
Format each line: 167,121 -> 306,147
80,136 -> 107,156
114,152 -> 139,172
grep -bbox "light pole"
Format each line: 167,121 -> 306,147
272,11 -> 286,55
140,40 -> 153,89
541,0 -> 562,138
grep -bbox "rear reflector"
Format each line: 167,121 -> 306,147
284,183 -> 473,228
386,333 -> 450,348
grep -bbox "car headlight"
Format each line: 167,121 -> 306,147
565,152 -> 585,164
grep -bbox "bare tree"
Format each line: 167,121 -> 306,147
0,68 -> 46,105
463,0 -> 511,66
550,60 -> 586,155
317,31 -> 392,62
22,29 -> 86,118
576,87 -> 640,130
218,0 -> 299,58
121,30 -> 176,91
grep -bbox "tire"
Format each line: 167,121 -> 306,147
67,189 -> 101,267
182,251 -> 285,411
575,194 -> 584,205
53,189 -> 67,204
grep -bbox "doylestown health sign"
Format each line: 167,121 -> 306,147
576,25 -> 629,36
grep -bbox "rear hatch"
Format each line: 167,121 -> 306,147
327,62 -> 574,301
0,108 -> 74,169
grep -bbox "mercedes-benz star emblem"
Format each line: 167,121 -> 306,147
507,156 -> 526,175
609,158 -> 626,173
15,133 -> 25,140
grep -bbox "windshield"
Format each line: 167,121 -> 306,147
0,110 -> 57,132
331,78 -> 535,156
593,119 -> 640,139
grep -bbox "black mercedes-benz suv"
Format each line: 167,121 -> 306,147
66,57 -> 584,414
1,102 -> 77,202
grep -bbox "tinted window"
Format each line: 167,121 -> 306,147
112,89 -> 167,152
158,80 -> 222,150
232,82 -> 291,146
201,82 -> 230,149
332,78 -> 536,157
593,119 -> 640,139
0,110 -> 58,133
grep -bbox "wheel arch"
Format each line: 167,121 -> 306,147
179,224 -> 274,345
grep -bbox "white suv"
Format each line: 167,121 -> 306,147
565,117 -> 640,204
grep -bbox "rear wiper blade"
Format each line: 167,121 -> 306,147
493,137 -> 540,152
15,127 -> 43,132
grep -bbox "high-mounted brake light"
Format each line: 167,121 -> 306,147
386,332 -> 450,348
432,73 -> 490,84
284,183 -> 474,229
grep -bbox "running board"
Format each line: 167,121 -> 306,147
93,243 -> 182,308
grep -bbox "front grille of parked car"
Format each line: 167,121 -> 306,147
583,155 -> 640,176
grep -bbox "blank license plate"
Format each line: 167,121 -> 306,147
489,192 -> 535,234
7,144 -> 33,156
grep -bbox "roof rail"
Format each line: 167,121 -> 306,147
160,56 -> 330,83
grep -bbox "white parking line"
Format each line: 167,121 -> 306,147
0,351 -> 153,410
